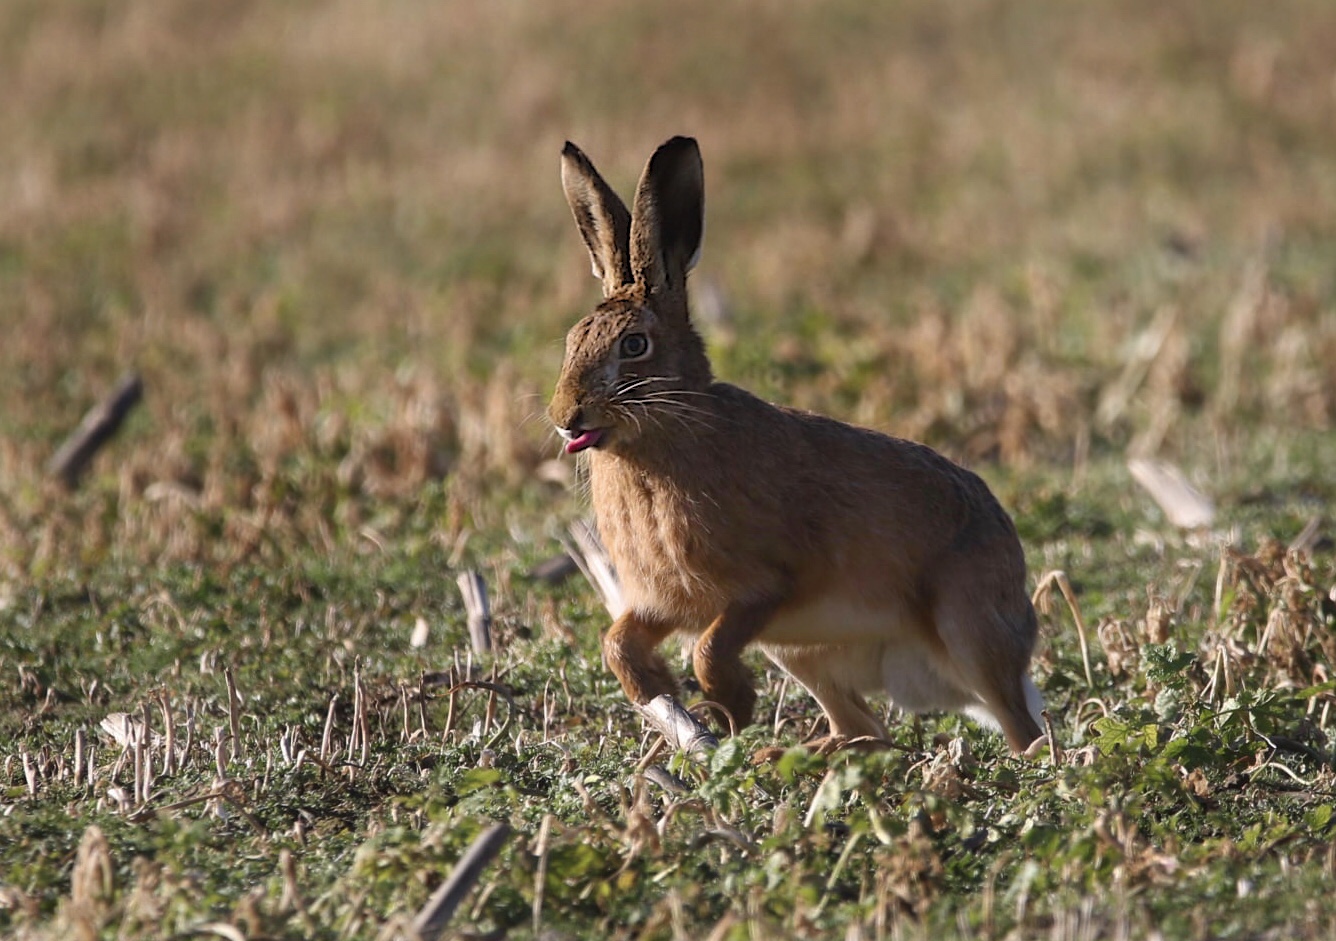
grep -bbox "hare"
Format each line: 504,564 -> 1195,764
549,136 -> 1045,753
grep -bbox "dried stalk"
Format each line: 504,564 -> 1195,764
641,764 -> 691,795
138,701 -> 153,804
1043,709 -> 1063,765
1095,308 -> 1176,431
183,702 -> 196,765
278,849 -> 313,930
224,667 -> 242,763
1289,517 -> 1323,557
411,822 -> 511,941
47,372 -> 143,489
418,671 -> 429,739
320,694 -> 338,767
564,519 -> 626,618
348,668 -> 363,763
457,570 -> 493,654
355,667 -> 369,766
637,694 -> 718,759
74,728 -> 87,786
532,814 -> 554,934
528,554 -> 578,585
1127,458 -> 1215,530
1032,570 -> 1094,688
213,728 -> 228,780
159,691 -> 176,777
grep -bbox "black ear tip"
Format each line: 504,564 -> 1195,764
659,136 -> 699,156
647,137 -> 702,179
562,141 -> 592,166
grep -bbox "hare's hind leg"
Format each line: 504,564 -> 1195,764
962,671 -> 1044,752
933,594 -> 1044,752
603,609 -> 680,707
764,647 -> 891,742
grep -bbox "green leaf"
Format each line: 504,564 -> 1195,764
456,768 -> 503,795
1295,679 -> 1336,699
710,737 -> 747,775
1142,642 -> 1197,690
776,746 -> 824,783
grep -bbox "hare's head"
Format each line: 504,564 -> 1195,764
548,137 -> 713,455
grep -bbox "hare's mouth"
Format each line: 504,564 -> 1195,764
563,427 -> 606,454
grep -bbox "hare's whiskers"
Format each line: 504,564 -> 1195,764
627,393 -> 727,429
613,375 -> 661,397
627,399 -> 720,434
613,403 -> 645,438
650,396 -> 717,417
518,407 -> 552,431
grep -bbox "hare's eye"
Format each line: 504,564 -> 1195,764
619,333 -> 651,360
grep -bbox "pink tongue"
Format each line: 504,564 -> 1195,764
565,429 -> 605,454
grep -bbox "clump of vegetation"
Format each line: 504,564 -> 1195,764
2,0 -> 1336,938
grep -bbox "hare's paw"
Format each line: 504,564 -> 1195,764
750,733 -> 893,768
696,682 -> 756,736
603,611 -> 680,706
807,734 -> 896,756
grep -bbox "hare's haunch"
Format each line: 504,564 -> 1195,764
549,137 -> 1045,753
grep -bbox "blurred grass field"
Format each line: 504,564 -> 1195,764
2,1 -> 1336,938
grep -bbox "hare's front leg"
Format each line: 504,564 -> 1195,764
692,599 -> 781,733
603,610 -> 679,706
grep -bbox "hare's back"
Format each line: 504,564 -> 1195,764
736,393 -> 1007,535
701,383 -> 1020,553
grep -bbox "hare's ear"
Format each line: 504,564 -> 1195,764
629,136 -> 704,297
561,142 -> 633,296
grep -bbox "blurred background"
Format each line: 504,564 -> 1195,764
1,0 -> 1334,571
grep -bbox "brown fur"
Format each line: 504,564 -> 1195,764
549,137 -> 1044,752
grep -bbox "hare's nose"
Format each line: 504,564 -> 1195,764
558,409 -> 585,435
547,395 -> 582,431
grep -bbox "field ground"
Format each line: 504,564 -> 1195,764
2,1 -> 1336,938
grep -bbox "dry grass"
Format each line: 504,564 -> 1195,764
2,0 -> 1335,575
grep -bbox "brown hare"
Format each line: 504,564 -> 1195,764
549,136 -> 1045,753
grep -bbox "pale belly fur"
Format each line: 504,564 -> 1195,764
757,595 -> 981,713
